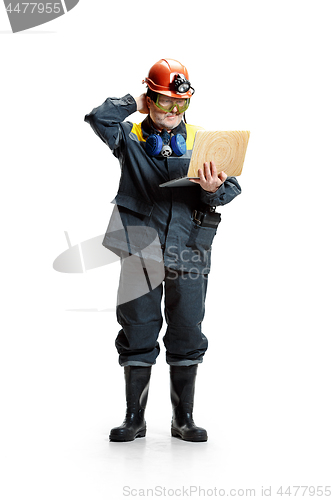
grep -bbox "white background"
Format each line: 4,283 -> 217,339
1,1 -> 332,498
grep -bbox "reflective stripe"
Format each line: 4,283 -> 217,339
130,122 -> 203,150
130,123 -> 145,142
186,124 -> 203,150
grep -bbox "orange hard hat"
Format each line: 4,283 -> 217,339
143,58 -> 195,99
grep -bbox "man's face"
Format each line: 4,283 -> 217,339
146,94 -> 187,132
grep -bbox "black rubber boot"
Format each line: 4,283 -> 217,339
170,364 -> 208,442
109,365 -> 151,442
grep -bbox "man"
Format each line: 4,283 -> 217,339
85,58 -> 241,442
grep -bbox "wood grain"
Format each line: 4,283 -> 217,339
187,130 -> 250,178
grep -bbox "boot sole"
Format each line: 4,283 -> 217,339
171,428 -> 208,442
109,429 -> 146,442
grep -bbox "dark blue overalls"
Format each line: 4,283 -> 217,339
85,95 -> 241,366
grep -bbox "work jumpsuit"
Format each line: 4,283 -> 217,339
84,95 -> 241,366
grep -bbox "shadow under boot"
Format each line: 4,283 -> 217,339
109,365 -> 152,442
170,364 -> 207,442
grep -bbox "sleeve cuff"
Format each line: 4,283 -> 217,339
200,183 -> 226,206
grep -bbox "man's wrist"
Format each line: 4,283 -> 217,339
203,182 -> 223,193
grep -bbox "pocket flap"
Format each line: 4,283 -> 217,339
112,193 -> 153,217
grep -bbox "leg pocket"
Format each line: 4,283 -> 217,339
186,222 -> 217,252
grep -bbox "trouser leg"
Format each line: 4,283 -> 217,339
115,255 -> 164,366
163,269 -> 208,366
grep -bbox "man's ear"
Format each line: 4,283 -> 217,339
146,95 -> 151,109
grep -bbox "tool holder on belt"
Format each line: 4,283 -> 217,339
192,205 -> 221,229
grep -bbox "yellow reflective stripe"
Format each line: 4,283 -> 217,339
130,123 -> 145,142
130,122 -> 203,147
185,124 -> 204,150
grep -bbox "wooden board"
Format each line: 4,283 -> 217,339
187,130 -> 250,178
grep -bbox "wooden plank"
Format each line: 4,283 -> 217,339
187,130 -> 250,178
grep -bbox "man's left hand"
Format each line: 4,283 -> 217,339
190,161 -> 227,192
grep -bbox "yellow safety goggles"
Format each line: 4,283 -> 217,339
154,94 -> 190,113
